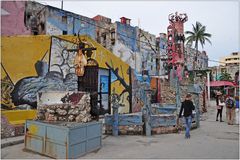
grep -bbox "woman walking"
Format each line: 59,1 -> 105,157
179,93 -> 195,139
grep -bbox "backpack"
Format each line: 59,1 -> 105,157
226,98 -> 234,108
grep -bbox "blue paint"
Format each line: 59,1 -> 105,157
47,17 -> 67,31
67,17 -> 74,34
151,106 -> 177,114
116,22 -> 138,52
73,18 -> 96,39
25,120 -> 102,159
112,107 -> 119,136
110,70 -> 118,83
105,114 -> 143,126
151,115 -> 177,127
100,75 -> 109,93
47,8 -> 96,38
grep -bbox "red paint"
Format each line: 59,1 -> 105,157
167,12 -> 187,81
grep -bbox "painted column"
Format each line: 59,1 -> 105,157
206,71 -> 210,105
141,72 -> 151,136
176,76 -> 181,109
112,105 -> 119,136
195,93 -> 200,128
111,92 -> 120,136
143,88 -> 152,136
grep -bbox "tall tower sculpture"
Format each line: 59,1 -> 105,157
167,12 -> 188,81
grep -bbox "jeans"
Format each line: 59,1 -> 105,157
184,116 -> 192,138
216,106 -> 223,121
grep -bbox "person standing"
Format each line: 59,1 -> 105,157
179,93 -> 195,139
216,91 -> 224,122
235,96 -> 239,124
225,94 -> 235,125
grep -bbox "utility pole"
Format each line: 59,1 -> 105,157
61,0 -> 63,10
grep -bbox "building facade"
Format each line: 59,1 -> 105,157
157,33 -> 168,76
219,52 -> 240,81
185,44 -> 209,71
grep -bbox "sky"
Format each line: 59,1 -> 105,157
38,0 -> 240,67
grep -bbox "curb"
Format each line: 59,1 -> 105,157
1,139 -> 24,148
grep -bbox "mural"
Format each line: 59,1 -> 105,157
1,64 -> 15,109
49,36 -> 78,78
131,70 -> 144,112
138,29 -> 157,75
112,41 -> 141,73
1,35 -> 131,113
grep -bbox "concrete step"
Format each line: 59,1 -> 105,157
1,136 -> 24,148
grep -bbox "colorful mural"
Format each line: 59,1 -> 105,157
1,64 -> 15,109
1,35 -> 131,113
49,36 -> 78,78
131,70 -> 144,112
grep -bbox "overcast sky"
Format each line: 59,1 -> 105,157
38,0 -> 240,67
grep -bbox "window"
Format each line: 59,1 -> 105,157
62,15 -> 67,24
63,30 -> 67,35
33,31 -> 38,35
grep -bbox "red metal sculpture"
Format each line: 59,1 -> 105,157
167,12 -> 188,81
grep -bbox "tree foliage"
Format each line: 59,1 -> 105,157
185,21 -> 212,71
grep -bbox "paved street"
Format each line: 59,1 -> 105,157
1,100 -> 239,159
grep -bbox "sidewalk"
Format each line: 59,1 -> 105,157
1,136 -> 24,148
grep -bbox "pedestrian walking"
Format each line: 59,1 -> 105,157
225,94 -> 235,125
179,93 -> 195,139
216,91 -> 224,122
234,96 -> 239,124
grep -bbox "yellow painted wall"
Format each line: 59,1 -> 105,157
1,36 -> 51,83
1,35 -> 130,113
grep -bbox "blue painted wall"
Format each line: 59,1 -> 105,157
46,7 -> 96,39
116,22 -> 138,52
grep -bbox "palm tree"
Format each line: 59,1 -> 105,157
219,71 -> 232,81
185,21 -> 212,71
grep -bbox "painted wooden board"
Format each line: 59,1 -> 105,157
105,113 -> 143,126
150,114 -> 176,127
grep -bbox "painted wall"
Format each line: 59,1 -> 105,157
44,6 -> 96,39
1,1 -> 31,36
1,35 -> 130,113
131,70 -> 144,112
138,29 -> 157,75
116,22 -> 138,52
159,34 -> 168,76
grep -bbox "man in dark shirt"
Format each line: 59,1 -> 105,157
179,93 -> 195,139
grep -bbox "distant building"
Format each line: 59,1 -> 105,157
220,52 -> 240,66
219,52 -> 240,81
